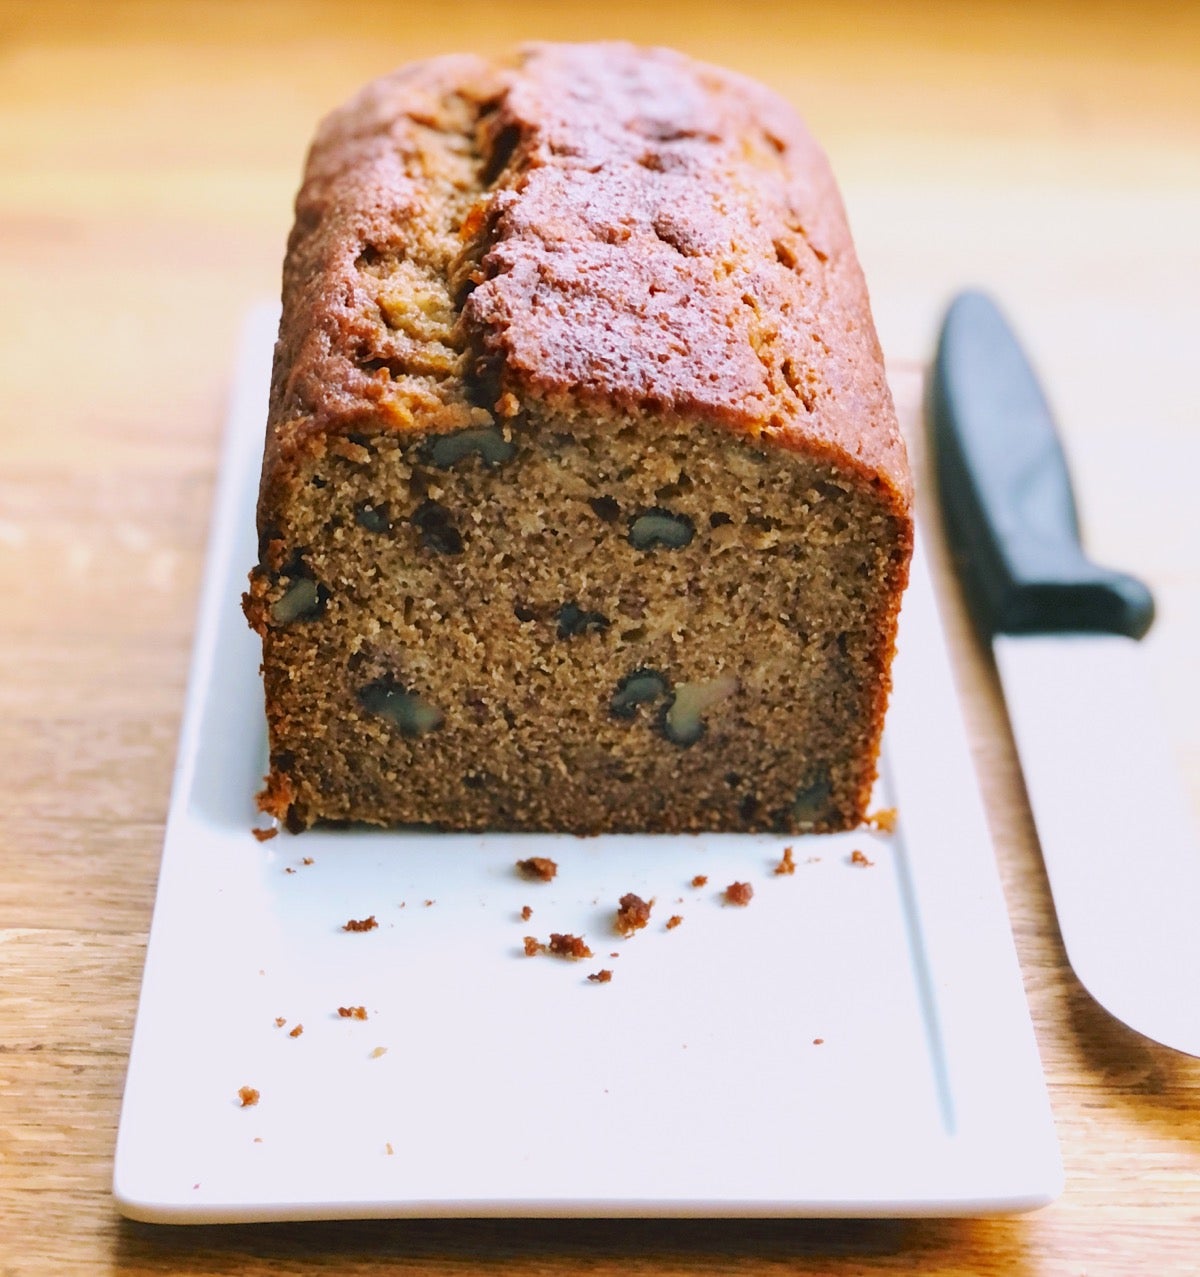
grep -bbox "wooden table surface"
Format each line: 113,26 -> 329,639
2,1 -> 1198,1273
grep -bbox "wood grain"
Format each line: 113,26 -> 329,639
2,2 -> 1198,1274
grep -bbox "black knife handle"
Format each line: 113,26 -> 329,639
931,291 -> 1154,639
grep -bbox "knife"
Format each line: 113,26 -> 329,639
931,289 -> 1200,1057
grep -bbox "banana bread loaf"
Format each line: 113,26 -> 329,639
243,42 -> 913,835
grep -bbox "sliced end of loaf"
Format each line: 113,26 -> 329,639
245,410 -> 910,834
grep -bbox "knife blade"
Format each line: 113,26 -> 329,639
931,289 -> 1200,1056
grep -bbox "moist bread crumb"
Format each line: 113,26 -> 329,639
548,933 -> 593,959
516,857 -> 558,882
614,892 -> 653,935
237,1086 -> 260,1108
866,807 -> 898,832
724,881 -> 754,906
342,915 -> 378,932
244,42 -> 912,835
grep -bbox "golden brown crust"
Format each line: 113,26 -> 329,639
466,44 -> 908,507
255,55 -> 505,554
257,42 -> 909,545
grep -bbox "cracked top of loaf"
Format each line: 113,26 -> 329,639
262,41 -> 909,528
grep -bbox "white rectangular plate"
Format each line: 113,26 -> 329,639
114,307 -> 1061,1223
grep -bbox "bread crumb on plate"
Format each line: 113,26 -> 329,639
866,807 -> 897,832
548,933 -> 592,959
516,856 -> 558,882
724,881 -> 754,906
614,892 -> 653,936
